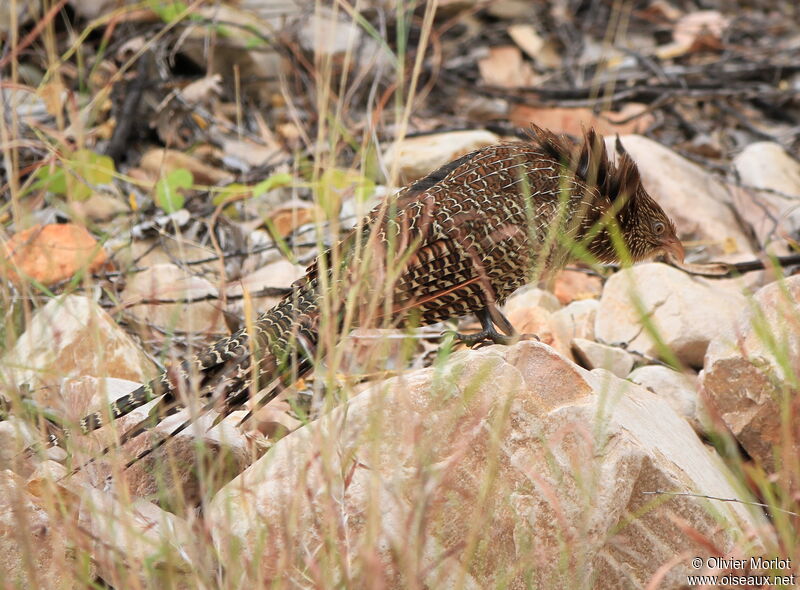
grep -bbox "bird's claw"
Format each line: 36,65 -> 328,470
443,328 -> 518,349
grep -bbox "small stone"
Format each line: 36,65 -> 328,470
1,295 -> 156,391
0,419 -> 38,474
121,263 -> 227,335
382,130 -> 499,184
629,365 -> 700,431
596,263 -> 746,368
550,299 -> 598,344
71,192 -> 129,222
2,223 -> 109,286
553,269 -> 603,305
226,259 -> 305,317
571,338 -> 633,378
505,287 -> 562,314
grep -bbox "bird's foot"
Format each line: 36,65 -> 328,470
445,326 -> 518,348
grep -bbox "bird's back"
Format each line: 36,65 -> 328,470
348,140 -> 598,327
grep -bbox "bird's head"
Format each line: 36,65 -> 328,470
579,131 -> 684,264
526,123 -> 684,265
619,187 -> 684,263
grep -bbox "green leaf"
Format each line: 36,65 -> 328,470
354,176 -> 375,204
30,165 -> 66,194
252,172 -> 293,197
148,0 -> 189,22
29,149 -> 116,201
68,149 -> 115,200
316,169 -> 375,218
74,149 -> 115,185
155,168 -> 193,213
211,173 -> 294,208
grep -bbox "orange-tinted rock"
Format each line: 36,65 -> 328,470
209,341 -> 768,587
268,202 -> 317,237
553,269 -> 603,305
701,275 -> 800,471
2,223 -> 109,286
0,469 -> 92,588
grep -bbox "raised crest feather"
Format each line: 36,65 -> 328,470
526,122 -> 644,210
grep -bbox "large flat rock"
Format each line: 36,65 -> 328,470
208,341 -> 767,588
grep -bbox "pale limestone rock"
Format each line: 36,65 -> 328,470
0,418 -> 38,474
550,298 -> 598,344
382,130 -> 500,184
68,0 -> 123,19
117,410 -> 251,509
74,378 -> 252,508
49,376 -> 149,438
208,341 -> 767,588
609,135 -> 754,258
82,488 -> 199,587
571,337 -> 633,377
595,263 -> 746,368
734,142 -> 800,203
701,276 -> 800,470
297,6 -> 372,57
732,142 -> 800,251
69,192 -> 129,222
505,286 -> 562,314
121,263 -> 227,335
0,2 -> 40,33
0,469 -> 86,588
628,365 -> 700,431
226,258 -> 305,316
1,295 -> 156,390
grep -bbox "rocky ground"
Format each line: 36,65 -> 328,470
2,1 -> 800,589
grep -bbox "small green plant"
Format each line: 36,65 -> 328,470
154,168 -> 192,213
31,149 -> 116,201
147,0 -> 190,23
211,172 -> 294,208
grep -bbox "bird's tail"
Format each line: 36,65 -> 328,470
43,278 -> 322,473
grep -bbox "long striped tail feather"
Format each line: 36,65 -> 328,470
117,356 -> 315,473
59,282 -> 322,477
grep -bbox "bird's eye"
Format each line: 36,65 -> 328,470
652,221 -> 666,235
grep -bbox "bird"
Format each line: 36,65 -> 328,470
41,124 -> 684,467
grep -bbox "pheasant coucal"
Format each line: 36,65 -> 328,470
52,124 -> 683,461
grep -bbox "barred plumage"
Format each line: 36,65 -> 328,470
61,124 -> 682,464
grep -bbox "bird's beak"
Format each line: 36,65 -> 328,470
661,236 -> 685,264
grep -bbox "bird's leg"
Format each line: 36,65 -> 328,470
449,306 -> 518,347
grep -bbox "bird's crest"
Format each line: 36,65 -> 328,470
525,122 -> 644,209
